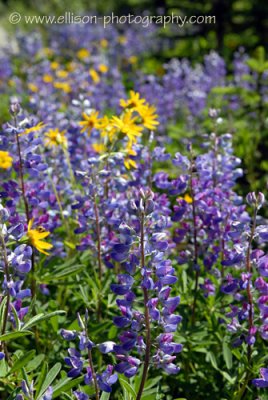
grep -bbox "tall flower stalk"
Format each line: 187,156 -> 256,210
189,148 -> 199,326
136,211 -> 151,400
111,189 -> 182,397
10,102 -> 36,298
0,227 -> 10,360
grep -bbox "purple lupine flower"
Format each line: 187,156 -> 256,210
110,190 -> 182,382
252,367 -> 268,388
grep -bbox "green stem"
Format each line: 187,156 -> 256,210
136,213 -> 151,400
189,151 -> 199,326
0,233 -> 11,361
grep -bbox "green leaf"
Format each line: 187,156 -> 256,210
207,352 -> 218,370
7,350 -> 36,376
145,376 -> 162,390
52,376 -> 84,398
40,265 -> 84,283
0,358 -> 8,378
181,270 -> 188,293
220,371 -> 236,384
36,363 -> 61,399
26,354 -> 45,373
222,341 -> 233,370
35,362 -> 48,399
119,376 -> 137,399
0,296 -> 8,331
100,392 -> 110,400
0,330 -> 33,341
61,394 -> 73,400
22,311 -> 66,330
10,304 -> 21,331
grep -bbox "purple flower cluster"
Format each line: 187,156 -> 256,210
110,189 -> 182,381
61,311 -> 118,398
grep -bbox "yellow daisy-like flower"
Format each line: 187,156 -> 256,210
44,128 -> 67,148
98,116 -> 117,142
79,111 -> 101,135
67,61 -> 76,72
111,111 -> 143,144
89,69 -> 100,84
27,219 -> 53,255
8,79 -> 16,87
128,56 -> 138,65
50,61 -> 59,70
100,39 -> 108,48
118,35 -> 127,45
53,82 -> 72,93
124,148 -> 137,170
43,47 -> 54,57
20,122 -> 46,136
92,143 -> 107,153
98,64 -> 109,74
43,74 -> 53,83
77,48 -> 90,60
56,70 -> 69,79
0,151 -> 13,169
28,83 -> 38,93
120,91 -> 146,111
137,104 -> 159,131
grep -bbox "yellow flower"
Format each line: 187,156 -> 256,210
43,74 -> 53,83
53,82 -> 72,93
56,70 -> 69,79
92,143 -> 107,153
67,61 -> 76,72
8,79 -> 16,87
124,148 -> 137,169
138,104 -> 159,130
44,128 -> 67,148
50,61 -> 59,70
28,83 -> 38,92
20,122 -> 46,136
120,91 -> 146,111
100,39 -> 108,48
89,69 -> 100,84
79,111 -> 101,135
118,35 -> 127,44
111,111 -> 143,144
0,151 -> 13,169
77,48 -> 90,60
98,116 -> 111,131
27,219 -> 53,255
43,47 -> 54,57
184,194 -> 193,203
128,56 -> 138,65
98,64 -> 109,73
97,116 -> 116,141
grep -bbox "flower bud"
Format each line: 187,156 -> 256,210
9,98 -> 21,115
246,192 -> 257,206
246,192 -> 265,209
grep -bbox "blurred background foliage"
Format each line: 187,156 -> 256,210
0,0 -> 267,60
